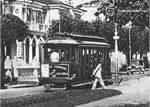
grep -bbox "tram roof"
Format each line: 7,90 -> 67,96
43,39 -> 110,47
42,33 -> 110,47
45,39 -> 79,44
50,33 -> 107,42
80,41 -> 110,47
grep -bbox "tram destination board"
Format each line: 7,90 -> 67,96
49,64 -> 69,78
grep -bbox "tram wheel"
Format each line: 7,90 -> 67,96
66,83 -> 72,90
39,81 -> 43,86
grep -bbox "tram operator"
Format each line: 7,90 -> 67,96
91,62 -> 107,90
50,49 -> 59,63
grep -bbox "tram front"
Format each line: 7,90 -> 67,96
39,40 -> 79,89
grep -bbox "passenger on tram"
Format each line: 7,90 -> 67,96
50,49 -> 59,63
91,61 -> 107,90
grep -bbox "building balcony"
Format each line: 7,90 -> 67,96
26,21 -> 48,32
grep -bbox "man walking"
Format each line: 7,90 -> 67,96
91,63 -> 107,90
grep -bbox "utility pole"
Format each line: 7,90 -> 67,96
128,20 -> 132,65
106,3 -> 120,85
148,1 -> 150,67
148,1 -> 150,52
0,1 -> 2,88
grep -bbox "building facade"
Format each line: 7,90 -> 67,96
2,0 -> 85,81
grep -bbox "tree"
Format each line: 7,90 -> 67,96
81,0 -> 149,28
50,16 -> 100,36
1,14 -> 28,44
1,14 -> 28,88
77,0 -> 149,58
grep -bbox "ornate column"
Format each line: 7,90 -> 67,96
36,40 -> 39,63
16,40 -> 23,58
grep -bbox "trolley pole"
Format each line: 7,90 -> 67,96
113,23 -> 119,86
59,0 -> 61,33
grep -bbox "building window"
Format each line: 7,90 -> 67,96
25,39 -> 30,64
27,8 -> 32,22
27,8 -> 43,23
32,39 -> 36,59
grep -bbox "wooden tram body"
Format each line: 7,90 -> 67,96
39,33 -> 111,88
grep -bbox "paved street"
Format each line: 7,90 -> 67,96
76,76 -> 150,107
0,71 -> 150,107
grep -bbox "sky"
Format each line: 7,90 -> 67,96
71,0 -> 92,7
60,0 -> 105,22
71,0 -> 106,22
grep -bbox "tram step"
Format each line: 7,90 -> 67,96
72,82 -> 91,87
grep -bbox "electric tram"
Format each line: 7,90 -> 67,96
39,33 -> 111,89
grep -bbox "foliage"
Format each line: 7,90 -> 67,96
50,17 -> 101,37
1,14 -> 29,44
118,25 -> 149,57
80,0 -> 149,29
78,0 -> 149,56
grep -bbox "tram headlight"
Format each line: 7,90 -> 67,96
41,64 -> 49,77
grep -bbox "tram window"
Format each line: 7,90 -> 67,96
47,48 -> 52,61
86,49 -> 89,55
82,49 -> 85,56
94,49 -> 98,64
47,48 -> 60,62
85,49 -> 89,63
90,49 -> 93,62
71,48 -> 76,61
93,49 -> 97,54
60,49 -> 65,61
65,49 -> 69,61
81,49 -> 85,63
60,47 -> 71,61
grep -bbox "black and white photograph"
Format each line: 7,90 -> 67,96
0,0 -> 150,107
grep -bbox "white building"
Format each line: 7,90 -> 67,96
1,0 -> 85,81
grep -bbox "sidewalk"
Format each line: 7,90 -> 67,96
76,76 -> 150,107
0,81 -> 41,99
4,80 -> 39,88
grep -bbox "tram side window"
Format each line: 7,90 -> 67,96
82,48 -> 90,65
81,49 -> 85,63
98,48 -> 104,62
90,49 -> 93,64
60,48 -> 71,61
71,48 -> 76,61
85,49 -> 90,64
60,49 -> 65,61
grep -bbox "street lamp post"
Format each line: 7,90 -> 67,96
113,23 -> 119,86
128,21 -> 132,65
